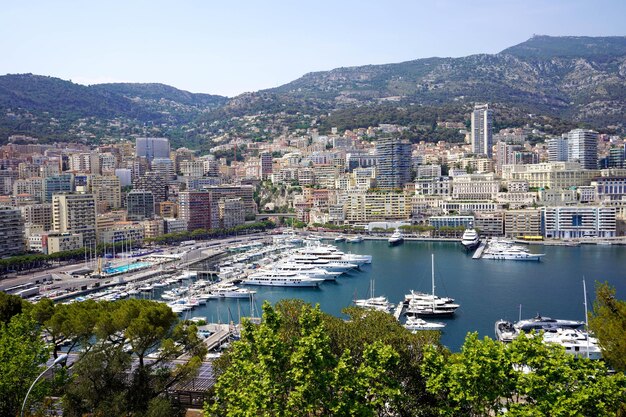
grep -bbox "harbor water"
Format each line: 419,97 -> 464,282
168,240 -> 626,351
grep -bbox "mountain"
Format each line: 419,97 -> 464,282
221,35 -> 626,129
1,35 -> 626,145
0,74 -> 228,143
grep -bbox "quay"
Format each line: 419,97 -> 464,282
472,241 -> 487,259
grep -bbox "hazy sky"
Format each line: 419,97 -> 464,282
1,1 -> 625,97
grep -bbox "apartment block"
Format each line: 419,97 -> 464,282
542,206 -> 616,239
0,206 -> 25,257
52,193 -> 97,245
504,209 -> 542,238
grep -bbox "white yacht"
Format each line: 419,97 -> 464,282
403,316 -> 446,331
354,279 -> 393,312
495,320 -> 519,343
243,270 -> 324,287
212,283 -> 256,298
334,235 -> 346,242
541,328 -> 602,360
388,229 -> 404,246
346,235 -> 364,243
267,262 -> 341,280
354,296 -> 394,312
482,240 -> 545,261
513,315 -> 584,332
461,227 -> 480,250
295,244 -> 371,265
288,254 -> 359,272
406,254 -> 459,317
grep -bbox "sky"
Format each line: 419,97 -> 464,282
1,1 -> 625,97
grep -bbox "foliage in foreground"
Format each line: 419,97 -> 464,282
206,301 -> 443,417
422,332 -> 626,417
589,281 -> 626,372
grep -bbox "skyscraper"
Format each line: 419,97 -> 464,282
471,104 -> 493,157
126,190 -> 155,221
135,137 -> 171,163
376,138 -> 412,189
52,193 -> 97,245
567,129 -> 598,169
0,206 -> 25,257
547,136 -> 569,162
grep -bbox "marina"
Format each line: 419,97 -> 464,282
14,234 -> 626,352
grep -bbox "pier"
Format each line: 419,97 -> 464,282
393,301 -> 405,321
472,241 -> 487,259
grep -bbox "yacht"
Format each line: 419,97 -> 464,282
346,235 -> 364,243
212,283 -> 257,298
243,271 -> 324,287
514,315 -> 584,332
267,262 -> 341,280
354,279 -> 393,312
406,254 -> 459,317
541,328 -> 602,360
295,245 -> 371,265
388,229 -> 404,246
461,227 -> 480,250
403,316 -> 446,331
288,254 -> 359,272
495,320 -> 519,342
334,235 -> 346,242
482,240 -> 545,261
354,296 -> 394,312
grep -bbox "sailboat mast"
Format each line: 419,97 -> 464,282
431,254 -> 435,297
583,277 -> 590,359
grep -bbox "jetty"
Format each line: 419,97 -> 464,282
472,241 -> 487,259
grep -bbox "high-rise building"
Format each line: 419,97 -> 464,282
567,129 -> 598,169
91,175 -> 122,211
178,191 -> 212,231
132,172 -> 168,205
260,152 -> 273,180
0,206 -> 25,257
126,190 -> 155,221
52,193 -> 97,245
471,104 -> 493,157
43,174 -> 74,203
150,158 -> 176,181
547,136 -> 569,162
375,138 -> 412,189
135,138 -> 171,163
19,203 -> 53,231
608,146 -> 625,168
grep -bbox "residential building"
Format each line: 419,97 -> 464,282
218,198 -> 245,229
180,160 -> 206,177
91,175 -> 122,212
164,218 -> 187,234
547,136 -> 569,162
504,209 -> 542,238
126,190 -> 155,221
43,174 -> 74,202
52,193 -> 97,245
150,158 -> 176,181
45,232 -> 83,254
416,164 -> 442,179
451,174 -> 499,200
0,206 -> 25,257
141,219 -> 164,239
98,223 -> 145,244
474,212 -> 504,236
568,129 -> 598,169
159,201 -> 178,218
429,215 -> 474,229
415,177 -> 452,196
19,203 -> 52,231
178,191 -> 212,231
471,104 -> 493,157
543,206 -> 616,238
260,152 -> 273,180
376,138 -> 412,189
135,137 -> 171,163
132,172 -> 168,206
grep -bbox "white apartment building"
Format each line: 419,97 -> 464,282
52,193 -> 97,245
542,206 -> 616,238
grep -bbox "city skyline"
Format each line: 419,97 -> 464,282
2,1 -> 626,96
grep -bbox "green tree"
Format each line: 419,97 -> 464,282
589,282 -> 626,371
206,301 -> 401,416
0,314 -> 49,417
422,332 -> 626,417
0,291 -> 24,323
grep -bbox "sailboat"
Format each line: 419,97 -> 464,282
406,254 -> 459,317
354,279 -> 393,312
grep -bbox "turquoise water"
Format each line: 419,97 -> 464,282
104,262 -> 152,275
174,241 -> 626,351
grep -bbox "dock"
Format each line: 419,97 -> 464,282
393,301 -> 405,321
472,241 -> 487,259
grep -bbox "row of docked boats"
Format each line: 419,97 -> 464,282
482,238 -> 545,261
240,240 -> 372,287
334,234 -> 364,243
495,315 -> 601,359
354,254 -> 460,331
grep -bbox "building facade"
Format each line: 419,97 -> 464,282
471,103 -> 493,157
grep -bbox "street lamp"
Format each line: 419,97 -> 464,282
20,354 -> 68,417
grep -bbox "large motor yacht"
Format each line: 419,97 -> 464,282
388,229 -> 404,246
243,270 -> 324,287
461,227 -> 480,250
